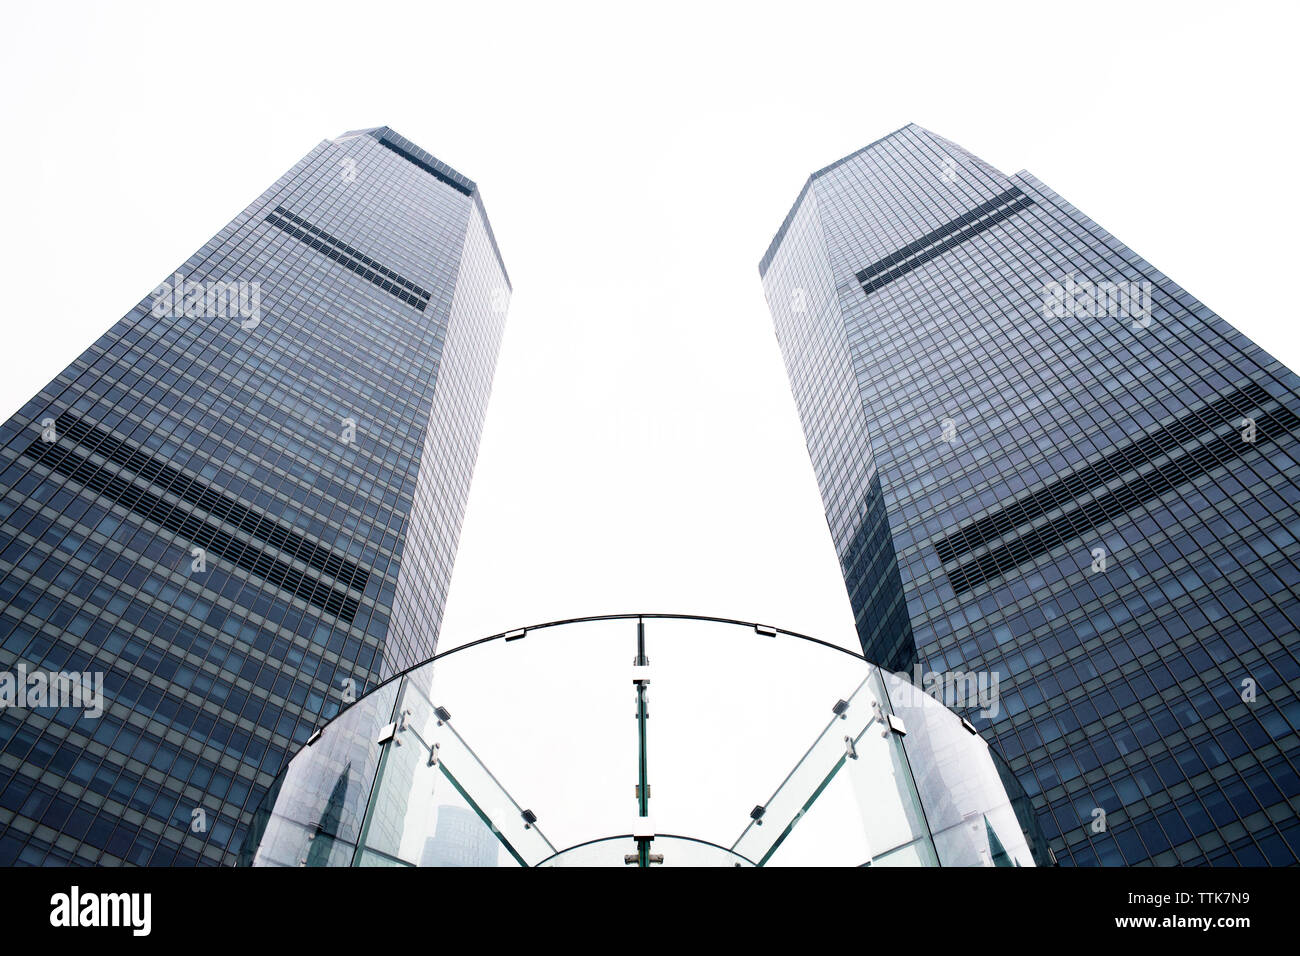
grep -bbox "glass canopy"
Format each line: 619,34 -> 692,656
239,614 -> 1050,867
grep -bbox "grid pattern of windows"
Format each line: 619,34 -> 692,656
20,426 -> 362,621
35,411 -> 370,590
0,127 -> 509,865
945,398 -> 1300,594
265,206 -> 434,311
855,186 -> 1033,295
763,124 -> 1300,866
936,382 -> 1274,563
371,131 -> 475,197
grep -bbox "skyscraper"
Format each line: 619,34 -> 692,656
419,806 -> 500,868
761,124 -> 1300,866
0,127 -> 510,865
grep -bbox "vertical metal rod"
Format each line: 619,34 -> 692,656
635,618 -> 650,867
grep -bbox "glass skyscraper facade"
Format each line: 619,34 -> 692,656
761,124 -> 1300,866
0,127 -> 510,865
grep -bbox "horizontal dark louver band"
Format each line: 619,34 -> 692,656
50,412 -> 368,592
373,136 -> 474,196
855,187 -> 1034,296
935,382 -> 1275,564
21,427 -> 364,623
264,206 -> 432,312
943,401 -> 1300,595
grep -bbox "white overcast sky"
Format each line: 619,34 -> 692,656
0,0 -> 1296,658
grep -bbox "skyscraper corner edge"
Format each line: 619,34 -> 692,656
758,123 -> 919,279
334,126 -> 512,291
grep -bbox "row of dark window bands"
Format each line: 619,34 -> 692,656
854,186 -> 1035,296
935,381 -> 1275,563
373,134 -> 474,196
943,401 -> 1300,595
18,431 -> 363,623
43,412 -> 367,593
264,207 -> 432,312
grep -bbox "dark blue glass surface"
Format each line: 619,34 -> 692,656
763,124 -> 1300,866
0,128 -> 509,865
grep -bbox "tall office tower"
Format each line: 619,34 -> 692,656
0,127 -> 510,865
419,806 -> 500,868
761,124 -> 1300,866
